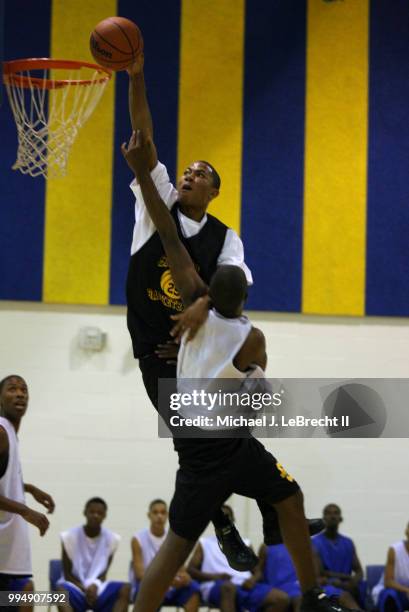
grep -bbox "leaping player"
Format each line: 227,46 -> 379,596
126,54 -> 255,571
121,129 -> 356,612
124,56 -> 323,572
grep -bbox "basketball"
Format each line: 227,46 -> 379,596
90,16 -> 143,72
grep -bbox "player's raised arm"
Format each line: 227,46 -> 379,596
121,130 -> 206,305
127,57 -> 158,171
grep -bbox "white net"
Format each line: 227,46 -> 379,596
3,61 -> 111,179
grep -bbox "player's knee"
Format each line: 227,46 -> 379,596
338,592 -> 359,609
266,589 -> 290,606
220,581 -> 236,597
187,591 -> 200,604
119,583 -> 131,599
23,580 -> 34,592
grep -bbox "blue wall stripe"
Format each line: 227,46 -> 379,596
0,0 -> 4,109
110,0 -> 181,305
241,0 -> 306,312
0,0 -> 51,301
366,0 -> 409,316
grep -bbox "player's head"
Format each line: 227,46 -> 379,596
0,375 -> 29,424
209,265 -> 248,318
221,504 -> 235,523
84,497 -> 107,527
148,499 -> 168,529
177,161 -> 220,210
322,503 -> 342,529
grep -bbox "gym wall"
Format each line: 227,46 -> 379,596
1,0 -> 408,316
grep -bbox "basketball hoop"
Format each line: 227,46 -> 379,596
3,58 -> 112,178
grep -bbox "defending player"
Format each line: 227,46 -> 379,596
121,129 -> 356,612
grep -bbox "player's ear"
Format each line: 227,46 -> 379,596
209,188 -> 219,202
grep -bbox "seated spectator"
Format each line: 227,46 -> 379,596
313,504 -> 363,610
372,521 -> 409,612
253,543 -> 302,612
56,497 -> 130,612
188,503 -> 283,612
131,498 -> 200,611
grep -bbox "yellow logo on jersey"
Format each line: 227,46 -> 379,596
276,462 -> 294,482
160,269 -> 180,300
157,255 -> 169,268
147,288 -> 183,312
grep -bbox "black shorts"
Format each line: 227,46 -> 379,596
138,353 -> 176,410
169,436 -> 300,540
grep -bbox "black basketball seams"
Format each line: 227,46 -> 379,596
91,56 -> 135,65
93,27 -> 134,56
110,18 -> 141,56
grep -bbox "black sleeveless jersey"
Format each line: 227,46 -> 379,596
126,205 -> 228,357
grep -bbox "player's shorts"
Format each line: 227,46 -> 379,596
163,581 -> 200,606
208,579 -> 273,612
138,353 -> 176,410
169,436 -> 300,540
58,581 -> 125,612
276,581 -> 302,598
132,580 -> 200,606
0,574 -> 32,611
324,585 -> 344,598
0,575 -> 32,591
376,588 -> 409,612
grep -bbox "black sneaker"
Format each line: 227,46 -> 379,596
301,587 -> 358,612
215,522 -> 258,571
264,518 -> 325,545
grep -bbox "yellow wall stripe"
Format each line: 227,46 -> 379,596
302,0 -> 368,315
178,0 -> 244,233
43,0 -> 116,304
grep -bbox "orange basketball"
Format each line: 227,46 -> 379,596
90,16 -> 143,72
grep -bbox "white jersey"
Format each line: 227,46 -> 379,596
58,526 -> 120,595
0,417 -> 31,574
129,161 -> 253,284
199,535 -> 251,602
176,310 -> 268,427
177,309 -> 252,381
372,541 -> 409,603
134,527 -> 167,569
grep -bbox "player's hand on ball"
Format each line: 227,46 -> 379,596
121,129 -> 151,178
127,52 -> 144,76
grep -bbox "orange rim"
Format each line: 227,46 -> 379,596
3,58 -> 112,90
